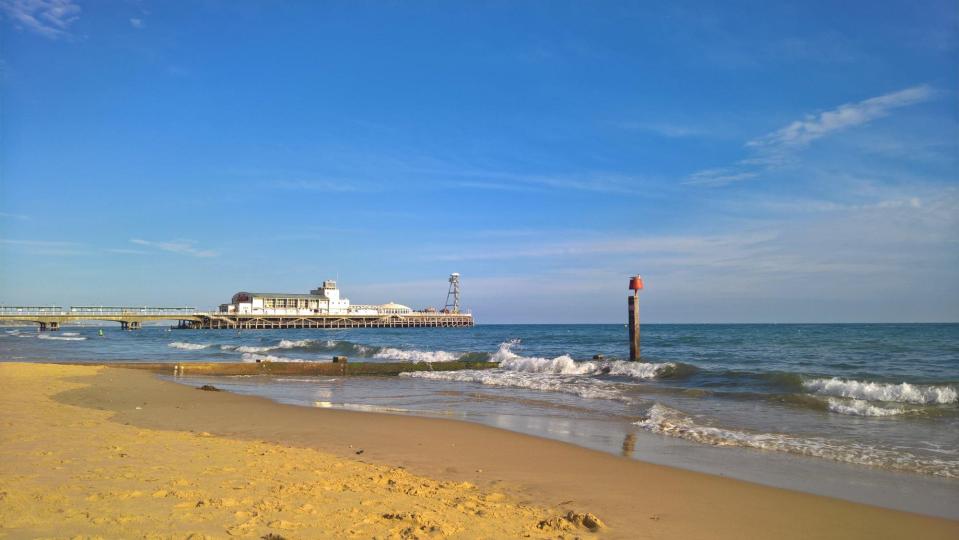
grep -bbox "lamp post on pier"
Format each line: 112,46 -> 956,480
628,275 -> 644,361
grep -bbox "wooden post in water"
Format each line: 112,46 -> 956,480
628,275 -> 644,361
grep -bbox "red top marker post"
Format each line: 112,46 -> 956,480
628,275 -> 643,361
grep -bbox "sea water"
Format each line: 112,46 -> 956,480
4,323 -> 957,516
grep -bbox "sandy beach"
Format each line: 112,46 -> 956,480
1,362 -> 956,539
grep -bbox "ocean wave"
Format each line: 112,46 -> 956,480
373,347 -> 460,363
240,353 -> 316,363
493,340 -> 676,380
826,398 -> 908,417
222,338 -> 317,354
169,341 -> 211,350
635,404 -> 957,478
403,370 -> 624,401
61,332 -> 81,336
803,377 -> 957,405
37,334 -> 87,341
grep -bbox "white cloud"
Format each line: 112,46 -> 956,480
0,212 -> 29,220
129,17 -> 143,29
0,0 -> 81,39
748,85 -> 936,149
686,85 -> 937,187
130,239 -> 218,258
683,169 -> 758,187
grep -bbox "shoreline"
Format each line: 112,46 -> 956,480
2,362 -> 956,538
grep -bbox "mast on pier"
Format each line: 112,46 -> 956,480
444,273 -> 461,313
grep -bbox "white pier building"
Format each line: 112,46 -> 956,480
220,280 -> 413,316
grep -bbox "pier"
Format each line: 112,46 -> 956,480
0,306 -> 473,331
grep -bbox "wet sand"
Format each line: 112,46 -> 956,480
2,362 -> 957,539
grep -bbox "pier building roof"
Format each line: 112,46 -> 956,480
240,292 -> 325,299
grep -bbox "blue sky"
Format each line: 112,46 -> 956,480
1,1 -> 957,323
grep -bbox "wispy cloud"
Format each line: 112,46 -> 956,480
0,0 -> 81,39
619,121 -> 706,138
748,85 -> 936,150
443,170 -> 649,195
104,247 -> 147,255
0,238 -> 78,247
685,85 -> 937,187
684,169 -> 758,187
0,237 -> 86,256
0,212 -> 30,220
130,239 -> 218,258
271,180 -> 366,192
129,17 -> 143,29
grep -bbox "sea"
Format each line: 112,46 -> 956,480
3,323 -> 958,517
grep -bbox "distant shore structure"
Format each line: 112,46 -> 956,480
220,280 -> 414,317
0,274 -> 472,330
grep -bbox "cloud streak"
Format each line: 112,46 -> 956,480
130,239 -> 218,258
0,0 -> 81,39
748,85 -> 936,150
685,85 -> 937,187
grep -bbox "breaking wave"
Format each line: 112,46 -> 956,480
404,369 -> 624,401
803,377 -> 957,405
373,347 -> 460,363
403,340 -> 682,401
826,398 -> 909,417
37,334 -> 86,341
222,339 -> 316,354
240,353 -> 317,363
169,341 -> 211,350
635,404 -> 958,478
494,340 -> 678,380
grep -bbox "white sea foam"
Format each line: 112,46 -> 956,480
241,353 -> 314,363
169,341 -> 211,350
499,354 -> 594,374
224,339 -> 316,354
635,404 -> 957,478
373,347 -> 460,363
493,340 -> 673,379
404,369 -> 624,401
37,334 -> 86,341
61,332 -> 81,336
231,344 -> 274,353
804,377 -> 957,405
826,398 -> 908,417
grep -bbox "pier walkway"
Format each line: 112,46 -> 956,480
0,307 -> 473,331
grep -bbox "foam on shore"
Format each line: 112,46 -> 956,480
803,377 -> 957,405
635,403 -> 958,478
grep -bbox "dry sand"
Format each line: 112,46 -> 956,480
1,362 -> 957,539
0,363 -> 593,539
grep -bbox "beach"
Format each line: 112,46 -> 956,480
1,362 -> 956,539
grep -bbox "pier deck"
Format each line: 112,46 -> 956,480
0,307 -> 473,331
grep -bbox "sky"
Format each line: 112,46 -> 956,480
0,1 -> 957,323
